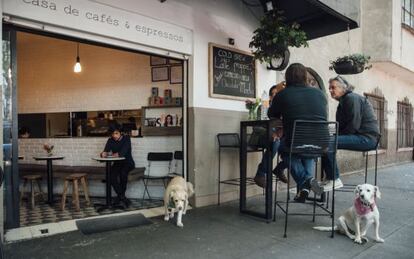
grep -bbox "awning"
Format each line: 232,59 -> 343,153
259,0 -> 359,40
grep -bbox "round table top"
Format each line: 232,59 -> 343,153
92,156 -> 126,162
33,155 -> 65,160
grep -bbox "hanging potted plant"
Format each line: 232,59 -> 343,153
329,54 -> 372,75
249,9 -> 308,71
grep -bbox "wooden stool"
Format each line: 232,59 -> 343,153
20,175 -> 44,208
61,173 -> 91,211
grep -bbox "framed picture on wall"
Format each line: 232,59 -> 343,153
150,56 -> 167,66
170,65 -> 183,84
151,66 -> 169,82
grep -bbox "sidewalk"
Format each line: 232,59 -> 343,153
5,162 -> 414,259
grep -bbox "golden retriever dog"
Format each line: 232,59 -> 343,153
314,184 -> 384,244
164,176 -> 194,227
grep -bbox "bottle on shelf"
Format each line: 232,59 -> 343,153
260,90 -> 269,120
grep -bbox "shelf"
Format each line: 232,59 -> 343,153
142,105 -> 182,109
141,126 -> 182,136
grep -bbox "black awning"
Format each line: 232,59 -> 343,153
259,0 -> 358,40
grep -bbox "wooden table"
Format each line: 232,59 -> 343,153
33,155 -> 65,204
92,156 -> 126,211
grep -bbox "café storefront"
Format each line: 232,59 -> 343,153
1,0 -> 191,231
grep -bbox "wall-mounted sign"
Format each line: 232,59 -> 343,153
3,0 -> 193,55
209,43 -> 256,101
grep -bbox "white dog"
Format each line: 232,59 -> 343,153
314,183 -> 384,244
164,176 -> 194,227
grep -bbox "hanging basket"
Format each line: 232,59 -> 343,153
266,49 -> 290,71
332,60 -> 364,75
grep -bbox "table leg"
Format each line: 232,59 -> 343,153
47,160 -> 54,204
106,161 -> 112,206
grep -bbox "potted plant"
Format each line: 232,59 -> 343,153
249,9 -> 308,70
329,54 -> 372,75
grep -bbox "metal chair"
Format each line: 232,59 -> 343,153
217,133 -> 255,205
171,151 -> 183,177
274,120 -> 338,238
339,134 -> 381,192
142,152 -> 173,201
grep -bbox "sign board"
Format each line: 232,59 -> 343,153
3,0 -> 193,55
209,43 -> 256,101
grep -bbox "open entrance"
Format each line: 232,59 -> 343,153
3,25 -> 188,229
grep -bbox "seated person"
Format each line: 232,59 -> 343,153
19,127 -> 30,138
253,82 -> 288,188
101,124 -> 135,207
268,63 -> 327,202
317,76 -> 380,192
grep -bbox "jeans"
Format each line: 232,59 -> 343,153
279,139 -> 315,190
322,134 -> 377,180
111,162 -> 134,197
256,139 -> 280,177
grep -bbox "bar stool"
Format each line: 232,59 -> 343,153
20,174 -> 45,208
61,173 -> 90,211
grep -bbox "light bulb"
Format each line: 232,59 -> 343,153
74,56 -> 82,73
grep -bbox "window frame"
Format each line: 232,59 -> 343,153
397,99 -> 413,149
402,0 -> 414,29
364,92 -> 387,149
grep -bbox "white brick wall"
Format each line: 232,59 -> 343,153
18,136 -> 182,198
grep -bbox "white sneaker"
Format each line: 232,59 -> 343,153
322,179 -> 343,191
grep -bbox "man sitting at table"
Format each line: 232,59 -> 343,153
268,63 -> 327,202
101,124 -> 135,207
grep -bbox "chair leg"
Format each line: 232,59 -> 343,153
312,159 -> 317,223
218,148 -> 221,206
36,179 -> 45,201
273,177 -> 278,222
284,157 -> 291,238
20,179 -> 28,204
331,157 -> 336,238
364,152 -> 368,183
374,149 -> 378,186
30,180 -> 35,208
81,177 -> 91,206
61,180 -> 69,210
73,179 -> 80,211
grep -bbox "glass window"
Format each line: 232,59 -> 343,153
402,0 -> 414,29
397,99 -> 413,148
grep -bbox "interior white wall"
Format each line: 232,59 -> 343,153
17,32 -> 182,113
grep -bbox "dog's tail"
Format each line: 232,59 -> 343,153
313,226 -> 337,232
186,182 -> 194,197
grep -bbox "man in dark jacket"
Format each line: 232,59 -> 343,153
268,63 -> 327,202
317,76 -> 380,193
101,124 -> 135,207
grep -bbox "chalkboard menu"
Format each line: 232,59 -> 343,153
209,43 -> 256,100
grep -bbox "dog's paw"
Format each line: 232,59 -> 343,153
177,222 -> 184,228
354,238 -> 363,244
182,211 -> 186,215
169,213 -> 174,219
164,215 -> 169,221
375,237 -> 384,243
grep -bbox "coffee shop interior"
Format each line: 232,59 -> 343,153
11,30 -> 185,228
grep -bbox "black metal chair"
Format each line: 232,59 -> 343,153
217,133 -> 255,205
339,135 -> 381,192
169,151 -> 183,177
274,120 -> 338,238
142,152 -> 173,202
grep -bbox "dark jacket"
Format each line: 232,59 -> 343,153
268,84 -> 328,143
104,135 -> 135,168
336,91 -> 380,140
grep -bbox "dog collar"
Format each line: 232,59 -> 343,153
354,197 -> 376,216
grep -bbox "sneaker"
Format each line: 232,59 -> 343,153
272,166 -> 288,183
294,189 -> 309,203
322,178 -> 344,192
254,175 -> 266,188
310,178 -> 324,195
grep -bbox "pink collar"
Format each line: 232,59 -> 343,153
354,197 -> 376,216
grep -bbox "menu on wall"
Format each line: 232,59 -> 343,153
209,43 -> 256,100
